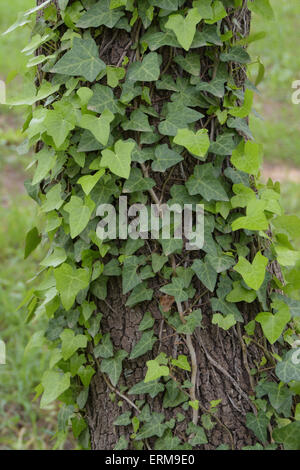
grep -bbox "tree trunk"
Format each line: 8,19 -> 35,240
35,0 -> 281,451
82,3 -> 261,450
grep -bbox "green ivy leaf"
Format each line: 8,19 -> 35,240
152,144 -> 183,172
101,139 -> 135,179
40,370 -> 71,409
130,330 -> 157,360
275,350 -> 300,383
226,281 -> 257,303
60,329 -> 88,361
54,263 -> 90,310
51,38 -> 106,82
94,333 -> 114,359
77,170 -> 105,196
79,109 -> 114,146
160,277 -> 188,303
246,412 -> 269,443
64,195 -> 95,239
220,46 -> 251,64
127,52 -> 162,82
212,313 -> 236,330
248,0 -> 274,20
256,306 -> 291,345
135,412 -> 167,440
206,252 -> 235,273
273,422 -> 300,450
191,259 -> 217,292
171,355 -> 191,372
100,349 -> 128,387
24,227 -> 41,259
76,0 -> 125,28
32,148 -> 56,185
186,163 -> 229,201
125,282 -> 153,307
231,140 -> 263,175
122,109 -> 152,132
229,89 -> 253,118
234,252 -> 268,290
128,380 -> 165,399
174,128 -> 210,159
145,359 -> 169,383
165,9 -> 202,51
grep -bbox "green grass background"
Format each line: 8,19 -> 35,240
0,0 -> 299,449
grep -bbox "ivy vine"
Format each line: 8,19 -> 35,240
3,0 -> 300,450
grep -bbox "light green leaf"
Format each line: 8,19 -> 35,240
229,89 -> 253,118
171,355 -> 191,372
40,247 -> 67,268
60,329 -> 88,360
77,170 -> 105,195
226,281 -> 257,303
44,107 -> 76,148
40,370 -> 71,408
248,0 -> 274,20
64,196 -> 95,238
256,307 -> 291,344
101,139 -> 135,179
234,252 -> 268,290
41,184 -> 64,212
79,109 -> 114,146
32,148 -> 56,185
165,8 -> 202,51
212,313 -> 236,330
231,140 -> 263,175
174,128 -> 210,159
54,263 -> 90,310
145,359 -> 169,383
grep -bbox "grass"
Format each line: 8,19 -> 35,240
0,0 -> 62,450
0,0 -> 299,451
250,0 -> 300,166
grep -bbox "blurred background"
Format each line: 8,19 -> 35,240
0,0 -> 299,450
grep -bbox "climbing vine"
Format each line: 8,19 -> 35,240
3,0 -> 300,450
